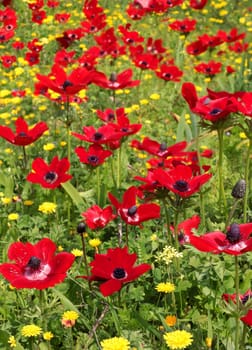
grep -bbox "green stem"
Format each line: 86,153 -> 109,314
235,255 -> 240,350
217,128 -> 227,216
225,199 -> 240,229
162,198 -> 171,244
243,138 -> 252,222
117,146 -> 122,189
80,233 -> 89,277
96,166 -> 101,205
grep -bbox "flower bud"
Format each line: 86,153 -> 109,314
77,222 -> 86,234
231,179 -> 246,199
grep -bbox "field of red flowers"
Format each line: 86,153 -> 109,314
0,0 -> 252,349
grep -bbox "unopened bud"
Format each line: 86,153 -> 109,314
77,222 -> 86,234
231,179 -> 246,199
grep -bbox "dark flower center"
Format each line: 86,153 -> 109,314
163,73 -> 171,79
93,132 -> 103,141
209,108 -> 222,115
159,142 -> 167,151
139,60 -> 148,67
107,112 -> 115,121
112,267 -> 126,279
44,171 -> 58,184
18,131 -> 28,137
62,80 -> 73,90
109,72 -> 117,82
127,205 -> 137,216
26,256 -> 41,270
241,293 -> 252,304
226,223 -> 241,243
88,155 -> 99,164
173,180 -> 189,192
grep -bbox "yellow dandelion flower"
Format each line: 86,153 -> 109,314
101,336 -> 130,350
43,331 -> 54,341
38,202 -> 57,214
8,213 -> 19,221
24,200 -> 34,206
62,310 -> 79,328
43,143 -> 55,151
155,282 -> 175,293
2,197 -> 12,204
71,248 -> 83,257
164,330 -> 193,349
8,335 -> 16,348
89,238 -> 101,248
165,315 -> 177,327
21,324 -> 42,337
150,93 -> 160,100
60,141 -> 67,147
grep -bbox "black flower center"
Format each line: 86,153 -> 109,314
209,108 -> 222,115
112,267 -> 126,279
18,132 -> 28,137
88,155 -> 99,164
173,180 -> 189,192
226,223 -> 241,243
26,256 -> 41,270
62,80 -> 73,90
139,60 -> 148,67
93,132 -> 103,141
127,205 -> 137,216
159,142 -> 167,151
109,72 -> 117,82
163,73 -> 171,79
44,171 -> 58,184
241,293 -> 252,304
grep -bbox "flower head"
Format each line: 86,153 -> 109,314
101,336 -> 130,350
21,324 -> 42,337
61,310 -> 79,327
163,330 -> 193,349
38,202 -> 57,214
43,332 -> 54,341
155,282 -> 175,293
165,315 -> 177,327
8,335 -> 16,348
78,246 -> 151,296
82,205 -> 116,230
0,238 -> 75,289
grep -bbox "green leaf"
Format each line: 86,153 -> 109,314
61,181 -> 86,209
132,311 -> 161,339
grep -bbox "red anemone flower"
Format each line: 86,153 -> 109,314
96,107 -> 126,123
93,69 -> 140,90
0,238 -> 75,289
108,186 -> 160,226
170,215 -> 201,244
189,0 -> 208,9
228,41 -> 249,53
81,205 -> 116,229
217,28 -> 246,43
155,64 -> 183,82
223,290 -> 252,326
78,246 -> 151,296
1,55 -> 16,68
187,223 -> 252,255
27,156 -> 72,189
0,117 -> 48,146
153,164 -> 212,198
194,60 -> 222,77
75,144 -> 112,167
54,13 -> 71,23
31,10 -> 47,25
169,18 -> 196,34
234,92 -> 252,117
186,39 -> 207,55
25,51 -> 40,66
72,125 -> 124,145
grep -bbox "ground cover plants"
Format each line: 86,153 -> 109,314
0,0 -> 252,349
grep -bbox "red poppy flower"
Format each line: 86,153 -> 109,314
223,290 -> 252,327
31,10 -> 47,25
81,13 -> 107,34
56,28 -> 84,48
28,0 -> 43,10
169,18 -> 196,34
217,28 -> 246,43
131,51 -> 159,71
228,41 -> 248,53
233,92 -> 252,117
118,24 -> 144,45
81,205 -> 116,229
54,49 -> 76,67
93,69 -> 140,90
36,64 -> 99,96
12,41 -> 25,50
153,164 -> 212,198
0,117 -> 48,146
146,37 -> 166,55
194,60 -> 222,77
78,246 -> 151,296
126,3 -> 146,20
1,55 -> 16,68
155,64 -> 183,82
108,186 -> 160,226
0,238 -> 75,289
27,38 -> 43,52
77,47 -> 100,70
25,51 -> 40,66
189,0 -> 208,9
72,125 -> 124,145
111,114 -> 142,137
27,156 -> 72,189
54,13 -> 71,23
170,215 -> 201,244
96,107 -> 126,123
198,34 -> 223,49
188,223 -> 252,255
131,137 -> 187,158
186,39 -> 207,55
75,144 -> 112,167
47,0 -> 59,7
0,29 -> 15,42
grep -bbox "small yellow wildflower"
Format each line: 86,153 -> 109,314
8,213 -> 19,221
163,330 -> 193,349
150,93 -> 160,100
239,132 -> 247,139
165,315 -> 177,327
101,336 -> 130,350
89,238 -> 101,248
61,310 -> 79,328
206,337 -> 212,348
155,246 -> 183,265
24,200 -> 34,206
60,141 -> 67,147
5,148 -> 13,154
71,248 -> 83,257
8,335 -> 16,348
21,324 -> 42,337
150,233 -> 158,241
1,197 -> 12,205
155,282 -> 175,293
43,143 -> 55,151
38,202 -> 57,214
43,331 -> 54,341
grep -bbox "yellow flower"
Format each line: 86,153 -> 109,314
1,197 -> 12,205
24,200 -> 34,206
38,202 -> 57,214
163,330 -> 193,349
155,282 -> 175,293
150,93 -> 160,100
206,337 -> 212,348
165,315 -> 177,327
71,248 -> 83,257
43,143 -> 55,151
62,310 -> 79,328
21,324 -> 42,337
43,331 -> 54,341
8,213 -> 19,221
89,238 -> 101,248
8,335 -> 16,348
101,336 -> 130,350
